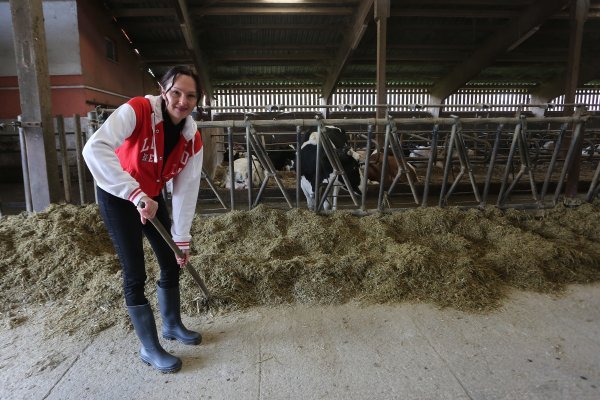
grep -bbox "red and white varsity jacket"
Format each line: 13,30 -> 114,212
82,95 -> 204,249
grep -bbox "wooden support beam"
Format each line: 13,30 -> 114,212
429,0 -> 571,115
375,0 -> 389,127
9,0 -> 61,211
113,6 -> 354,17
322,0 -> 374,100
564,0 -> 590,200
172,0 -> 214,100
530,58 -> 599,117
564,0 -> 589,115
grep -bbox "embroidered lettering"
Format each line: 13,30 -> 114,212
180,150 -> 190,165
140,137 -> 154,153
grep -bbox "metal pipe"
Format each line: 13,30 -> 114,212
245,122 -> 253,210
313,123 -> 323,212
439,117 -> 460,207
193,116 -> 586,130
17,115 -> 32,213
295,126 -> 302,208
76,113 -> 89,204
226,127 -> 235,211
481,124 -> 503,206
360,124 -> 373,212
56,115 -> 71,203
377,121 -> 392,211
82,111 -> 100,204
554,119 -> 585,205
421,124 -> 439,207
585,160 -> 600,202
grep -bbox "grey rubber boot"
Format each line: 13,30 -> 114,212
157,285 -> 202,345
127,303 -> 182,373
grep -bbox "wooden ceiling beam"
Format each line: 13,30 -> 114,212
390,9 -> 518,18
429,0 -> 571,108
530,58 -> 600,116
210,52 -> 332,61
192,6 -> 354,16
112,8 -> 176,17
112,6 -> 354,18
198,24 -> 337,31
322,0 -> 374,99
171,0 -> 213,99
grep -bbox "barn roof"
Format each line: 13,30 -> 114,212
98,0 -> 600,100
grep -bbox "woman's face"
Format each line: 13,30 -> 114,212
161,74 -> 198,125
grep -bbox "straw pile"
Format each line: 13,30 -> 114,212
0,201 -> 598,338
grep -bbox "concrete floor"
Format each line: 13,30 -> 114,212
1,284 -> 599,400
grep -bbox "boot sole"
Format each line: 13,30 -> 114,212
163,334 -> 202,346
140,356 -> 182,373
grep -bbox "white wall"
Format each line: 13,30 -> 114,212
0,0 -> 81,76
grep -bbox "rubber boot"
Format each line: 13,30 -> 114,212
157,285 -> 202,345
127,303 -> 182,373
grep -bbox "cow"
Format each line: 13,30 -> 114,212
225,155 -> 264,190
299,126 -> 361,210
268,145 -> 297,171
365,151 -> 419,188
409,145 -> 475,168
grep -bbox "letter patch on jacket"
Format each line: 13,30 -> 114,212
140,137 -> 156,163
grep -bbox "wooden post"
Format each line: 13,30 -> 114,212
564,0 -> 590,200
374,0 -> 389,149
9,0 -> 61,211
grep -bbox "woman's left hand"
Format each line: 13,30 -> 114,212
176,248 -> 190,268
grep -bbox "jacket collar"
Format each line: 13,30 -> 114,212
145,94 -> 197,141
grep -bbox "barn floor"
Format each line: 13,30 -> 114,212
1,283 -> 598,400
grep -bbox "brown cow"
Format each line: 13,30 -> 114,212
365,152 -> 418,188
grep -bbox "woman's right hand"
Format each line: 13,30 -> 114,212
137,196 -> 158,224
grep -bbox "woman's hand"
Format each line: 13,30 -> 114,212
176,248 -> 190,268
137,196 -> 158,224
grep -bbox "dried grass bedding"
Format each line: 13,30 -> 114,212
1,201 -> 599,338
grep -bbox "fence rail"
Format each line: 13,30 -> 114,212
2,111 -> 599,215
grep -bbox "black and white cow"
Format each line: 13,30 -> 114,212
299,126 -> 361,210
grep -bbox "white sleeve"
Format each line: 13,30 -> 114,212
82,104 -> 148,203
170,145 -> 204,247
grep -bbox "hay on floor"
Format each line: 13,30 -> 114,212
0,201 -> 599,338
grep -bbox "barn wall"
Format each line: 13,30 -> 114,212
0,0 -> 155,119
76,0 -> 157,109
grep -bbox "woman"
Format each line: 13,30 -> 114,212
83,66 -> 204,373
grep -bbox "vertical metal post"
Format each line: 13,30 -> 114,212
377,120 -> 392,211
585,160 -> 600,202
421,124 -> 439,207
295,126 -> 302,208
17,116 -> 32,213
439,117 -> 460,207
56,115 -> 71,203
313,123 -> 323,212
360,124 -> 373,212
226,126 -> 235,211
497,120 -> 522,207
245,122 -> 253,210
82,111 -> 100,204
74,114 -> 87,204
481,124 -> 503,207
540,123 -> 567,202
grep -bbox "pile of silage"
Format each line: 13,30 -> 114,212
1,201 -> 599,338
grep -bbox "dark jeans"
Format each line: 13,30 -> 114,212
96,186 -> 180,306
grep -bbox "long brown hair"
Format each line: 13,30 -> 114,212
159,65 -> 201,105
